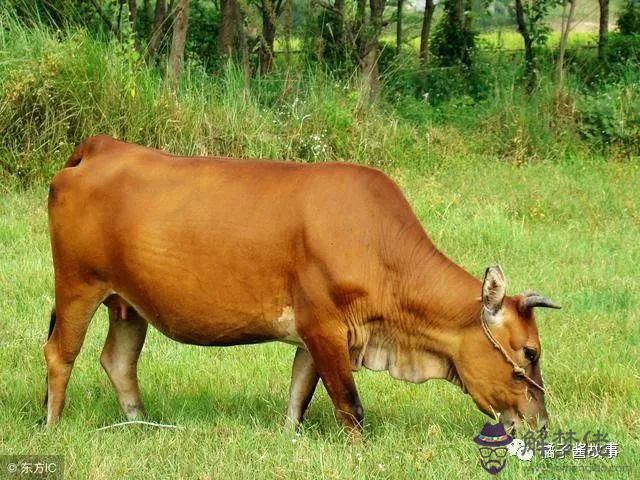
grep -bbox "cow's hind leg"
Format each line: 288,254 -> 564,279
44,282 -> 106,425
284,347 -> 319,430
100,305 -> 148,420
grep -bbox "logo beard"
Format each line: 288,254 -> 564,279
481,459 -> 506,475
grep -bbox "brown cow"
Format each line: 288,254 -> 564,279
45,135 -> 560,433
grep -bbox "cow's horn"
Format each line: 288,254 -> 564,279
519,291 -> 561,311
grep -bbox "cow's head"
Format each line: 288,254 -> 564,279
454,265 -> 560,432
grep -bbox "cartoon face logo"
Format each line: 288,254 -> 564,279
473,423 -> 513,475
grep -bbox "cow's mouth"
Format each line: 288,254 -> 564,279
447,363 -> 468,394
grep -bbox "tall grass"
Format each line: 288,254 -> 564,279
0,14 -> 422,183
0,11 -> 638,185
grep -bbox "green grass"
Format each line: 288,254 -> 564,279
1,155 -> 639,479
0,8 -> 639,479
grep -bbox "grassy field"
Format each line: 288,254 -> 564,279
1,155 -> 639,479
1,5 -> 639,478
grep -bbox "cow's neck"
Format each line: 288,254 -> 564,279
398,250 -> 482,330
396,248 -> 481,354
357,246 -> 482,384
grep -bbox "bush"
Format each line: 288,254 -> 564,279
605,33 -> 640,65
185,0 -> 222,69
618,0 -> 640,35
577,77 -> 640,153
0,8 -> 638,184
431,0 -> 476,67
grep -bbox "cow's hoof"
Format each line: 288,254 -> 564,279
124,404 -> 146,421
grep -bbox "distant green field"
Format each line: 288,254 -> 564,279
380,0 -> 626,52
1,155 -> 638,479
384,28 -> 601,51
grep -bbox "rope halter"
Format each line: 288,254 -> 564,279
480,307 -> 546,394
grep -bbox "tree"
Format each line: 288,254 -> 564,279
598,0 -> 609,60
89,0 -> 119,35
556,0 -> 576,87
514,0 -> 560,91
168,0 -> 191,89
148,0 -> 167,59
219,0 -> 239,58
396,0 -> 404,55
359,0 -> 386,95
315,0 -> 389,90
256,0 -> 284,74
317,0 -> 347,65
233,0 -> 251,97
419,0 -> 436,68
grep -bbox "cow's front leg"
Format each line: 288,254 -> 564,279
297,319 -> 364,436
285,347 -> 319,430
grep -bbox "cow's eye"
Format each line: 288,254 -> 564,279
524,347 -> 538,362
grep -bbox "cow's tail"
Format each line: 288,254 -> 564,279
47,308 -> 56,340
64,141 -> 85,168
63,135 -> 109,169
43,307 -> 56,408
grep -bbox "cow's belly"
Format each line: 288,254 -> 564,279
114,284 -> 302,346
108,246 -> 302,346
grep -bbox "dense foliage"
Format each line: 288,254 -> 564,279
0,1 -> 638,184
618,0 -> 640,35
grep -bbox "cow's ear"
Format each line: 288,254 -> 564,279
482,265 -> 507,320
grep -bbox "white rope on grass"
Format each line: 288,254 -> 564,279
94,420 -> 184,432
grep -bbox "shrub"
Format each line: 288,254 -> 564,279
605,33 -> 640,65
577,79 -> 640,153
618,0 -> 640,35
431,0 -> 477,68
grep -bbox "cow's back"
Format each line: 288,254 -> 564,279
48,136 -> 428,346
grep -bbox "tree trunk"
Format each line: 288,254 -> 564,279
514,0 -> 535,91
454,0 -> 463,28
234,0 -> 250,98
219,0 -> 238,58
361,47 -> 379,100
523,36 -> 535,90
259,0 -> 277,74
148,0 -> 167,59
354,0 -> 367,64
463,0 -> 472,30
361,0 -> 384,97
598,0 -> 609,60
117,0 -> 124,37
168,0 -> 190,89
357,0 -> 366,26
556,0 -> 576,87
128,0 -> 138,28
396,0 -> 404,55
419,0 -> 435,67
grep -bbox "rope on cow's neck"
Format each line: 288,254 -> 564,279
480,308 -> 546,394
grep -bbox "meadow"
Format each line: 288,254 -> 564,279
1,154 -> 639,479
1,7 -> 639,480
